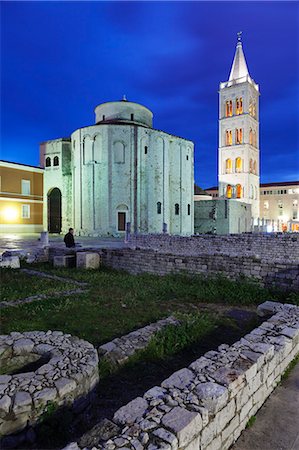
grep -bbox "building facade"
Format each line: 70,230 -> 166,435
41,100 -> 194,236
205,182 -> 299,232
0,160 -> 44,233
218,34 -> 260,219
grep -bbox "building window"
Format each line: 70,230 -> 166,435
21,179 -> 30,195
264,201 -> 269,210
21,204 -> 30,219
253,160 -> 257,175
102,115 -> 105,121
253,130 -> 257,147
249,129 -> 253,145
250,185 -> 254,199
186,155 -> 189,160
235,128 -> 243,144
278,200 -> 283,216
45,157 -> 51,167
236,97 -> 243,115
236,184 -> 242,198
225,100 -> 232,117
293,199 -> 298,208
249,159 -> 253,173
225,130 -> 232,146
175,203 -> 179,215
131,113 -> 134,121
53,156 -> 59,166
187,204 -> 191,215
235,157 -> 242,173
144,146 -> 148,155
226,185 -> 232,199
249,99 -> 256,117
157,202 -> 162,214
226,158 -> 232,174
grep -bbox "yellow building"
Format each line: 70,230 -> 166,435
0,160 -> 44,233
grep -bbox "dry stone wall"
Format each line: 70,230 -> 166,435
0,331 -> 99,440
128,233 -> 299,263
64,301 -> 299,450
101,248 -> 299,291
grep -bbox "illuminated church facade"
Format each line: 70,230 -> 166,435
40,100 -> 194,236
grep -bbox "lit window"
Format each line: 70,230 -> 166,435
157,202 -> 162,214
249,129 -> 253,145
249,159 -> 253,173
253,130 -> 257,147
21,204 -> 30,219
253,160 -> 257,175
226,185 -> 232,199
226,159 -> 232,174
53,156 -> 59,166
21,179 -> 30,195
225,130 -> 232,146
236,97 -> 243,115
235,157 -> 242,173
45,157 -> 51,167
225,100 -> 232,117
235,128 -> 243,144
175,203 -> 179,215
236,184 -> 242,198
187,204 -> 191,215
264,201 -> 269,210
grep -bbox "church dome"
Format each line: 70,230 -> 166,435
94,98 -> 153,128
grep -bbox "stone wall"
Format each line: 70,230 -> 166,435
0,331 -> 99,442
64,301 -> 299,450
101,248 -> 299,291
128,233 -> 299,263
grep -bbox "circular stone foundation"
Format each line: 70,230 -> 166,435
0,331 -> 99,437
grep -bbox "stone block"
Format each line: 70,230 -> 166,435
76,252 -> 100,269
0,256 -> 20,269
162,368 -> 195,390
0,395 -> 11,418
152,428 -> 178,450
184,436 -> 200,450
13,338 -> 35,356
216,398 -> 236,433
33,388 -> 57,407
195,382 -> 228,415
13,391 -> 32,414
0,412 -> 29,435
239,397 -> 253,422
221,415 -> 239,443
205,435 -> 221,450
55,377 -> 77,398
161,406 -> 202,448
53,255 -> 76,268
200,419 -> 216,448
113,397 -> 148,425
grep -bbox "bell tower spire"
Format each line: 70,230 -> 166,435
218,34 -> 260,221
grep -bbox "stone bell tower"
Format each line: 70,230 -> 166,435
218,32 -> 260,220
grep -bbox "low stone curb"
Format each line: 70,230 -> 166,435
64,301 -> 299,450
0,331 -> 99,439
98,317 -> 180,367
20,268 -> 89,286
0,289 -> 87,309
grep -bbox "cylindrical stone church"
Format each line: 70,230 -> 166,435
40,99 -> 194,236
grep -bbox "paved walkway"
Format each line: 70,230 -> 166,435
233,362 -> 299,450
0,233 -> 128,256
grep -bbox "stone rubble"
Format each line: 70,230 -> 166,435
0,331 -> 99,438
63,301 -> 299,450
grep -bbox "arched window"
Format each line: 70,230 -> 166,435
236,97 -> 243,115
45,157 -> 51,167
157,202 -> 162,214
187,204 -> 191,216
236,184 -> 242,198
253,131 -> 257,147
249,159 -> 253,173
226,185 -> 232,199
235,157 -> 242,173
253,160 -> 257,175
53,156 -> 59,166
250,185 -> 254,199
225,130 -> 232,146
249,129 -> 253,145
226,158 -> 232,173
235,128 -> 243,144
225,100 -> 232,117
175,203 -> 179,215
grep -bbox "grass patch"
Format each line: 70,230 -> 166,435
99,312 -> 219,377
246,415 -> 257,428
0,263 -> 292,345
0,268 -> 72,303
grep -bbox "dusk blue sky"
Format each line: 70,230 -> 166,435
1,1 -> 298,188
